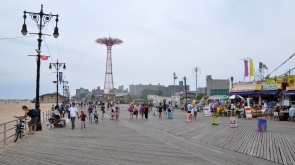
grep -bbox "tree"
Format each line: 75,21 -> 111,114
196,93 -> 205,100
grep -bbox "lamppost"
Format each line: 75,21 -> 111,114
21,5 -> 59,131
183,76 -> 187,104
192,66 -> 201,98
49,59 -> 66,106
173,72 -> 178,96
230,76 -> 234,89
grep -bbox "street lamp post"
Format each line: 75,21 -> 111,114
230,76 -> 234,89
183,76 -> 187,104
21,4 -> 59,131
49,59 -> 66,106
173,72 -> 177,96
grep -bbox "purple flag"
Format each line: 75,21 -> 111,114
244,60 -> 249,77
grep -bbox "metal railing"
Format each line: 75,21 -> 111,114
0,110 -> 51,147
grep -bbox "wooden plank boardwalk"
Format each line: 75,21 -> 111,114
2,104 -> 295,164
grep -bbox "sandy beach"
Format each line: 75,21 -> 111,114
0,101 -> 54,124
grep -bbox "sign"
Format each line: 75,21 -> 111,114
261,82 -> 278,90
203,107 -> 211,116
245,106 -> 252,119
231,82 -> 260,92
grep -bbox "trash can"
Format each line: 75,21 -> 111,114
168,111 -> 173,119
212,114 -> 219,125
257,117 -> 267,132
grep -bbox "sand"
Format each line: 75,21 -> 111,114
0,101 -> 54,123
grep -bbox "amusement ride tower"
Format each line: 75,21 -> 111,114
95,37 -> 123,101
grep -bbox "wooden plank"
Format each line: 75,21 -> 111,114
223,129 -> 241,149
245,130 -> 256,155
255,132 -> 261,157
237,129 -> 252,153
212,127 -> 229,146
279,133 -> 294,165
233,129 -> 248,152
285,135 -> 295,163
249,131 -> 259,156
226,129 -> 244,150
262,132 -> 267,160
219,129 -> 237,148
272,132 -> 279,163
267,132 -> 271,161
274,133 -> 284,164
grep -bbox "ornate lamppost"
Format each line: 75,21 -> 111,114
21,5 -> 59,131
173,72 -> 178,96
230,76 -> 234,89
49,59 -> 66,106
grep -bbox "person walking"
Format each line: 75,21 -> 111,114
79,111 -> 87,129
193,102 -> 198,120
134,104 -> 139,119
144,103 -> 149,119
101,102 -> 105,119
69,102 -> 79,129
158,103 -> 163,119
88,104 -> 94,123
140,104 -> 145,119
129,103 -> 135,119
163,102 -> 167,115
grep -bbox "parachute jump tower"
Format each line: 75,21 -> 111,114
95,37 -> 123,101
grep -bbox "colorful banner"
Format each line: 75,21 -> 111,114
231,82 -> 259,92
59,72 -> 63,82
250,58 -> 254,76
244,60 -> 249,77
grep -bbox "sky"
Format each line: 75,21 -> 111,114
1,0 -> 295,99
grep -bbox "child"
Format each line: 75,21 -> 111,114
79,111 -> 87,129
115,107 -> 120,120
94,110 -> 99,123
110,109 -> 115,120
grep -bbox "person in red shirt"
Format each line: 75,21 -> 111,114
79,111 -> 87,129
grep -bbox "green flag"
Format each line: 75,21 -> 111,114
259,62 -> 263,69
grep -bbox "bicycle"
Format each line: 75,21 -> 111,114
13,117 -> 27,142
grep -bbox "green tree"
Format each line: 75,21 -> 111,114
196,93 -> 205,100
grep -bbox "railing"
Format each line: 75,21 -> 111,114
0,110 -> 51,148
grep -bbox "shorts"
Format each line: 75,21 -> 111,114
28,117 -> 38,126
194,111 -> 197,116
81,121 -> 86,125
55,115 -> 60,120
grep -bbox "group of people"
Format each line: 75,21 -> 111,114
128,103 -> 150,119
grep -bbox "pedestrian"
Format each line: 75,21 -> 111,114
69,102 -> 79,129
134,104 -> 139,119
54,105 -> 61,127
140,104 -> 145,119
193,102 -> 198,120
88,104 -> 94,123
129,103 -> 134,119
14,105 -> 39,135
163,102 -> 167,115
101,102 -> 105,119
144,103 -> 149,119
79,111 -> 87,129
158,103 -> 163,119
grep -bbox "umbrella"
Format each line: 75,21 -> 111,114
229,95 -> 243,99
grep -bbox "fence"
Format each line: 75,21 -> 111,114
0,110 -> 51,148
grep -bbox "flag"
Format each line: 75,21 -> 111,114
250,58 -> 254,76
244,59 -> 249,77
40,55 -> 49,60
259,62 -> 268,69
59,72 -> 63,82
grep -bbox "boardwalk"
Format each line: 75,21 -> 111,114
1,104 -> 294,165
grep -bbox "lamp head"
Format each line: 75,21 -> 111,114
21,24 -> 28,36
63,64 -> 66,70
49,63 -> 52,69
53,27 -> 59,38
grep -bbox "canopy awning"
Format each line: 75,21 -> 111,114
229,90 -> 278,95
283,90 -> 295,95
207,95 -> 226,100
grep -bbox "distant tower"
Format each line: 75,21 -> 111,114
95,37 -> 123,101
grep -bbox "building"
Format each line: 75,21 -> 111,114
197,87 -> 206,94
206,75 -> 230,97
40,93 -> 66,103
75,88 -> 90,98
